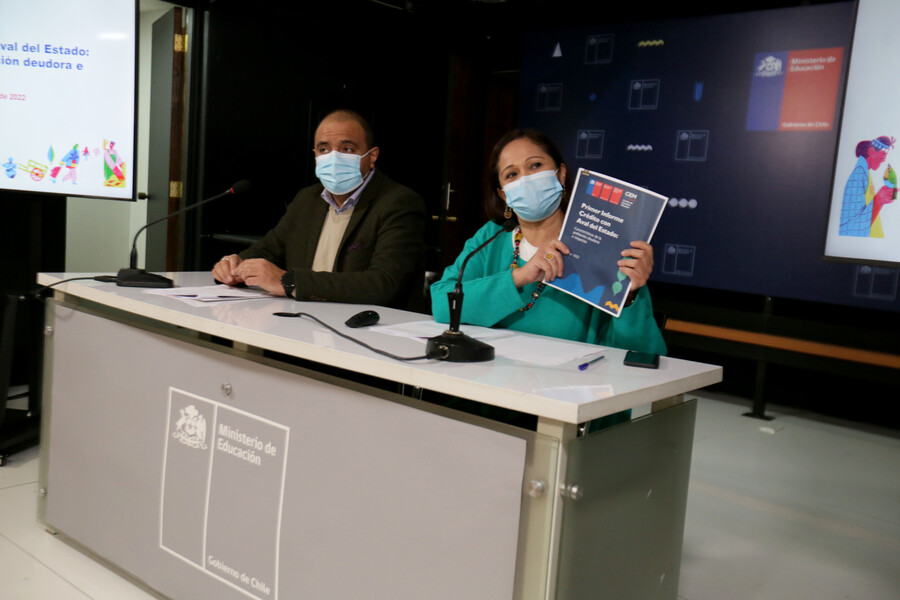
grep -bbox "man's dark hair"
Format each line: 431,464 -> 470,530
322,109 -> 375,149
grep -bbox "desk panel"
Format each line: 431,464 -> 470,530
556,400 -> 697,599
45,302 -> 529,600
37,273 -> 723,600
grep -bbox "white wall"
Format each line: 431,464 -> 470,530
64,5 -> 171,272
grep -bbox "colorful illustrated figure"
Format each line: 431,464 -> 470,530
871,164 -> 897,237
839,135 -> 895,237
50,144 -> 80,184
61,144 -> 80,184
3,158 -> 16,178
103,139 -> 126,188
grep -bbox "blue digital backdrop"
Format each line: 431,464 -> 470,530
518,2 -> 900,312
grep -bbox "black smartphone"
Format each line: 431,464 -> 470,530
623,350 -> 660,369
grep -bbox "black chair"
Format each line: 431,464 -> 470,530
653,309 -> 668,333
0,295 -> 41,466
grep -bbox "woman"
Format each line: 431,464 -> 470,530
431,129 -> 666,356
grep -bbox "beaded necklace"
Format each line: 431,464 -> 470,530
510,229 -> 545,311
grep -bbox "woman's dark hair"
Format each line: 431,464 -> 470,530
485,128 -> 573,224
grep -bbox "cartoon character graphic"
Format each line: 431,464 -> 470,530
839,136 -> 895,237
61,144 -> 80,184
50,144 -> 81,184
103,139 -> 126,188
3,158 -> 15,179
871,164 -> 897,237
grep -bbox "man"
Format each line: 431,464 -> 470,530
212,110 -> 426,308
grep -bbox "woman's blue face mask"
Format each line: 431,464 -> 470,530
502,169 -> 563,222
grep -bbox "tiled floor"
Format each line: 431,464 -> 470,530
1,391 -> 898,600
679,392 -> 900,600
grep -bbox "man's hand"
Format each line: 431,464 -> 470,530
212,254 -> 244,285
233,259 -> 287,295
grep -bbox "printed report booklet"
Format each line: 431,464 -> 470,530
547,168 -> 667,317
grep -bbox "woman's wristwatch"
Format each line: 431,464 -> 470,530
623,289 -> 637,308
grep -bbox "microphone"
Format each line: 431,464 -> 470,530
116,180 -> 251,288
426,219 -> 516,362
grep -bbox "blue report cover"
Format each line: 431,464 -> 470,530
548,169 -> 667,317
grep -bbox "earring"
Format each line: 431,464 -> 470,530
504,205 -> 513,219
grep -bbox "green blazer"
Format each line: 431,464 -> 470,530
431,221 -> 666,355
240,169 -> 426,308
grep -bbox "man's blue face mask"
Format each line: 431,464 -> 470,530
502,169 -> 563,222
315,149 -> 372,195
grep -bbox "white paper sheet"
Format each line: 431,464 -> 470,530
145,285 -> 276,307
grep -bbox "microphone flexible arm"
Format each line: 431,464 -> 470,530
128,183 -> 242,268
428,219 -> 516,362
117,180 -> 251,287
447,222 -> 513,332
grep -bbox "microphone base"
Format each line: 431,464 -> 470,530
426,330 -> 494,362
115,268 -> 174,288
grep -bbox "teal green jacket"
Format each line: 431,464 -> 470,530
431,221 -> 667,355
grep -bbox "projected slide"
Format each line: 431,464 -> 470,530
0,0 -> 135,200
518,2 -> 900,312
825,0 -> 900,266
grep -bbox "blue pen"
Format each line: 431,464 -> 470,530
578,355 -> 605,371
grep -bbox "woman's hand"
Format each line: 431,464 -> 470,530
511,240 -> 571,287
618,241 -> 654,290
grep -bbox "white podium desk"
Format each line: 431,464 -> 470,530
38,272 -> 721,600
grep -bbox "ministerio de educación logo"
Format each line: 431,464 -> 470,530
755,55 -> 783,77
172,404 -> 208,449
